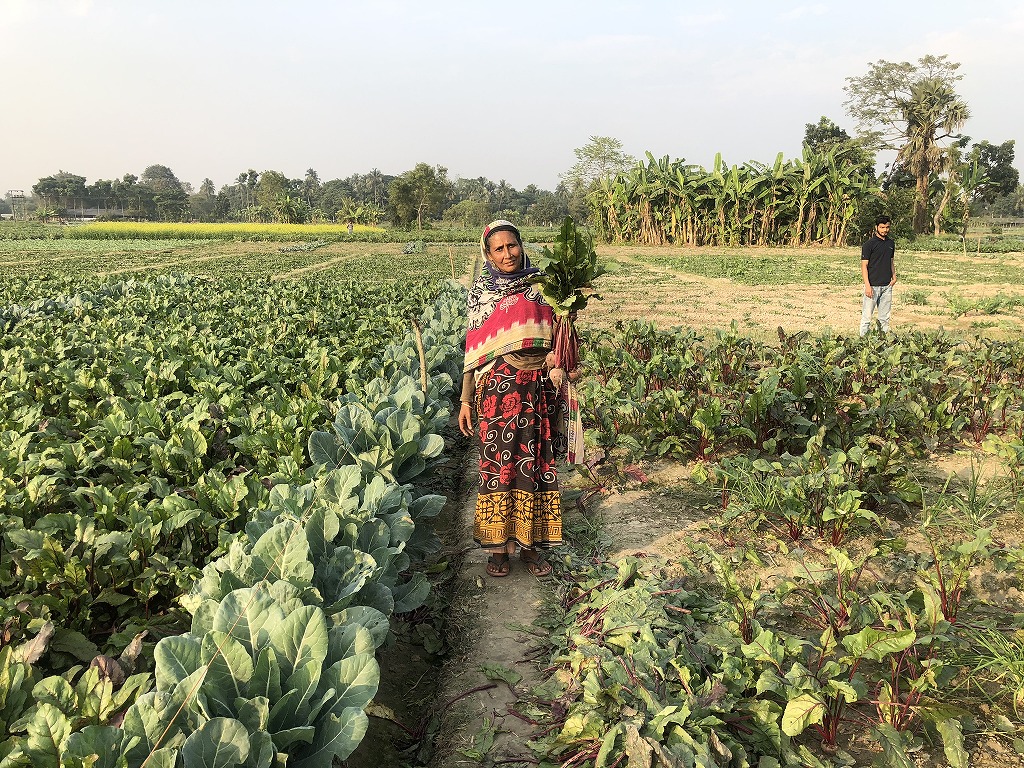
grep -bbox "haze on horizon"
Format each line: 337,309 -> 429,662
1,0 -> 1021,196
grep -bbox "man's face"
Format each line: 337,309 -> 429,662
876,222 -> 891,238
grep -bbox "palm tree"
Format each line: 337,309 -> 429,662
235,173 -> 249,208
893,77 -> 970,233
302,168 -> 321,206
366,169 -> 387,208
493,179 -> 514,211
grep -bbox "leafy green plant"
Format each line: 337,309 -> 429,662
698,432 -> 898,545
693,545 -> 766,644
530,217 -> 605,316
931,459 -> 1013,531
308,379 -> 448,486
0,274 -> 448,664
529,541 -> 976,766
0,277 -> 469,766
0,629 -> 152,766
864,583 -> 958,735
458,715 -> 499,760
777,623 -> 915,749
771,549 -> 960,753
919,521 -> 1002,625
776,547 -> 874,636
691,396 -> 755,459
946,292 -> 1024,319
533,556 -> 788,768
982,433 -> 1024,500
22,589 -> 381,768
581,321 -> 1024,468
903,288 -> 928,305
953,626 -> 1024,715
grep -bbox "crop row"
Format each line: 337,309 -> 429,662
900,233 -> 1024,254
0,245 -> 468,286
534,534 -> 1022,768
580,321 -> 1024,464
1,276 -> 469,765
0,222 -> 384,242
0,273 -> 438,653
615,248 -> 1024,289
0,274 -> 466,760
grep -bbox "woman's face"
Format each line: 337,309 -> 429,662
486,230 -> 523,273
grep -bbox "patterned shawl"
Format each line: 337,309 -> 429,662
463,261 -> 553,372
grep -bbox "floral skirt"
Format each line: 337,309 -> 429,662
473,359 -> 561,550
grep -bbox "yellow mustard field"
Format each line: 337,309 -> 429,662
66,221 -> 386,240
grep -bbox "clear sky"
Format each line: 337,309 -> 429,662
1,0 -> 1021,196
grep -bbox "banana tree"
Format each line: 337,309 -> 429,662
603,147 -> 878,247
956,158 -> 987,234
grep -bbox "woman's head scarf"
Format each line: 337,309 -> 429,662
477,219 -> 537,290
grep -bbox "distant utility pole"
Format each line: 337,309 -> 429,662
7,190 -> 26,221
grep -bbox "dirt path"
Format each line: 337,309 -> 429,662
272,252 -> 358,280
99,252 -> 226,276
429,460 -> 723,766
430,451 -> 555,767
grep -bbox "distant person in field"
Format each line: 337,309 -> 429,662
860,215 -> 897,335
458,220 -> 570,578
347,222 -> 354,234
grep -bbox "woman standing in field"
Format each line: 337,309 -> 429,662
458,220 -> 565,577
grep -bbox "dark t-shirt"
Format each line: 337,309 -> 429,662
862,235 -> 895,286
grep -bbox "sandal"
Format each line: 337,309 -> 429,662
486,554 -> 510,577
519,549 -> 552,577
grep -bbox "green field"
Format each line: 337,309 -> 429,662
1,240 -> 467,767
3,238 -> 1023,767
0,238 -> 474,283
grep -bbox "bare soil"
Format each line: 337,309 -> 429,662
588,245 -> 1024,341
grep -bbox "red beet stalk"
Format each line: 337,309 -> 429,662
552,315 -> 579,373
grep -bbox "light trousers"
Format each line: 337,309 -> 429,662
860,285 -> 892,335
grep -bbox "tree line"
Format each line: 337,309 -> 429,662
4,54 -> 1021,242
13,164 -> 574,230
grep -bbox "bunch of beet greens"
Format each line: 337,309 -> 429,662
530,217 -> 605,374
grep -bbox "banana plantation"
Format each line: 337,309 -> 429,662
594,145 -> 878,247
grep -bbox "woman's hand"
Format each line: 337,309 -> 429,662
548,367 -> 565,389
458,402 -> 474,437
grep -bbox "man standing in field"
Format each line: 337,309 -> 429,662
859,215 -> 896,335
